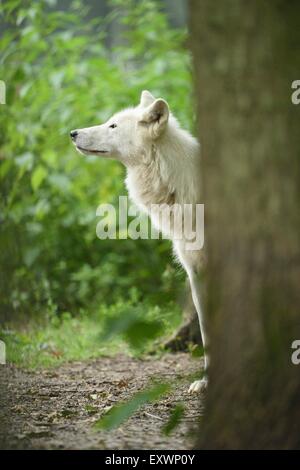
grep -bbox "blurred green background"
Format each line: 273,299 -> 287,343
0,0 -> 195,366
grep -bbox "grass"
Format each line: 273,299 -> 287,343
0,300 -> 182,369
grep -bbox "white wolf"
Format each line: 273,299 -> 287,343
71,90 -> 207,392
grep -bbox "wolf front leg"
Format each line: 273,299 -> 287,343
174,240 -> 209,393
187,268 -> 209,393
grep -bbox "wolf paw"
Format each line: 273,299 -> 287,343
188,377 -> 208,393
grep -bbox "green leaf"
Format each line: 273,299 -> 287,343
31,165 -> 47,191
162,403 -> 185,436
41,149 -> 58,168
15,152 -> 34,171
125,319 -> 162,348
48,173 -> 71,192
101,308 -> 163,350
95,383 -> 169,430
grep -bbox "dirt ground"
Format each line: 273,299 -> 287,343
0,353 -> 204,450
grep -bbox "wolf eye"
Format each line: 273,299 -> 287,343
109,123 -> 117,129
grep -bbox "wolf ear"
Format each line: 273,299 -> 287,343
140,90 -> 155,108
139,98 -> 169,138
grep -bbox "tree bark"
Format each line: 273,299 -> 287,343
189,0 -> 300,449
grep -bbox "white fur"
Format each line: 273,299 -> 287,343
71,90 -> 208,392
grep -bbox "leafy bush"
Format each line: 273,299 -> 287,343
0,297 -> 182,367
0,0 -> 193,323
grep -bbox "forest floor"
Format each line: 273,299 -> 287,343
0,353 -> 204,450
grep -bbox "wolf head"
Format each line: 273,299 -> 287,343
70,90 -> 169,166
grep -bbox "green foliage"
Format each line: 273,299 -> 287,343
101,302 -> 164,350
95,382 -> 169,430
0,0 -> 192,322
0,308 -> 122,368
0,299 -> 182,368
162,403 -> 185,435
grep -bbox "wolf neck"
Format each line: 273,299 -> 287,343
125,122 -> 201,212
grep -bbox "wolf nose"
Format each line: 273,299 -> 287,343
70,130 -> 78,140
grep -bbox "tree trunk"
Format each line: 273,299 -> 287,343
189,0 -> 300,449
